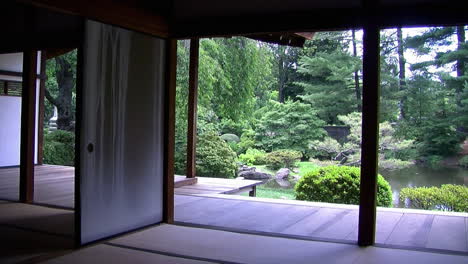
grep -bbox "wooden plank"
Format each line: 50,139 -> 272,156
282,208 -> 351,237
174,195 -> 204,207
385,213 -> 435,248
20,49 -> 38,203
318,210 -> 359,240
37,51 -> 46,165
175,198 -> 245,223
186,38 -> 199,179
358,12 -> 381,246
163,39 -> 177,224
425,216 -> 467,252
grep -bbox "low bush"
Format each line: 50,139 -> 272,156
238,148 -> 267,166
43,130 -> 75,166
295,166 -> 393,207
196,132 -> 238,178
399,184 -> 468,212
459,156 -> 468,168
265,150 -> 302,170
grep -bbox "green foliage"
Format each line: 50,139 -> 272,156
295,34 -> 361,124
43,130 -> 75,166
255,100 -> 326,155
309,137 -> 342,160
265,150 -> 302,170
400,184 -> 468,212
420,155 -> 444,168
459,156 -> 468,168
196,132 -> 238,178
220,133 -> 240,143
295,166 -> 393,207
238,148 -> 267,166
237,129 -> 256,154
417,122 -> 462,157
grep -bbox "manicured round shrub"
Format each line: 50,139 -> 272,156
196,132 -> 238,178
265,150 -> 302,170
43,130 -> 75,166
295,166 -> 393,207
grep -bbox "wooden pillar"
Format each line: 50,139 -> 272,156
37,51 -> 46,165
20,50 -> 38,203
186,38 -> 199,178
163,39 -> 177,224
3,81 -> 8,95
358,22 -> 381,246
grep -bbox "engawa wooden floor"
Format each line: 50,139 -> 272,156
1,165 -> 467,253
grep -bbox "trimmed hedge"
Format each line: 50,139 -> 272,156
295,166 -> 393,207
399,184 -> 468,212
196,132 -> 238,178
265,150 -> 302,170
43,130 -> 75,166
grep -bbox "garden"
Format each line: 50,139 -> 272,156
42,27 -> 468,213
173,27 -> 468,213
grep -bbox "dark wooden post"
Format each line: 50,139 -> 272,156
20,50 -> 38,203
3,81 -> 8,95
358,21 -> 381,245
163,39 -> 177,224
37,51 -> 46,165
186,38 -> 199,178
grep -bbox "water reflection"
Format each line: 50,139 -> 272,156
380,165 -> 468,207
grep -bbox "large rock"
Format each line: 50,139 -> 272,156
238,165 -> 272,180
275,168 -> 290,179
275,178 -> 291,188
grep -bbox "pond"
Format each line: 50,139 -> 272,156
379,165 -> 468,207
261,165 -> 468,208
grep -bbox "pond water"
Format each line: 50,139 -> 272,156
263,165 -> 468,208
379,165 -> 468,207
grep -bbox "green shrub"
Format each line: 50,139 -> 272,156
237,129 -> 255,154
220,133 -> 240,143
459,156 -> 468,168
265,150 -> 302,170
422,155 -> 443,168
43,130 -> 75,166
196,132 -> 238,178
238,148 -> 267,166
400,184 -> 468,212
295,166 -> 393,207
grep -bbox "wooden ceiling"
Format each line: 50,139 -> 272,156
6,0 -> 468,46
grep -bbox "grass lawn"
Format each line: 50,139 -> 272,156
255,161 -> 319,177
241,185 -> 296,200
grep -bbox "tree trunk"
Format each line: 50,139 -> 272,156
45,57 -> 74,131
397,27 -> 407,120
351,29 -> 362,111
277,46 -> 287,103
456,25 -> 466,108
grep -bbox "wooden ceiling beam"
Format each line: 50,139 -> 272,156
15,0 -> 170,38
171,6 -> 467,39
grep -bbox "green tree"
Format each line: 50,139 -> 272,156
45,50 -> 77,130
255,100 -> 326,156
295,32 -> 361,124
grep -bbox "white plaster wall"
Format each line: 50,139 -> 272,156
0,96 -> 22,166
0,52 -> 41,167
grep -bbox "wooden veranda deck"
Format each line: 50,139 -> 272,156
1,165 -> 467,253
